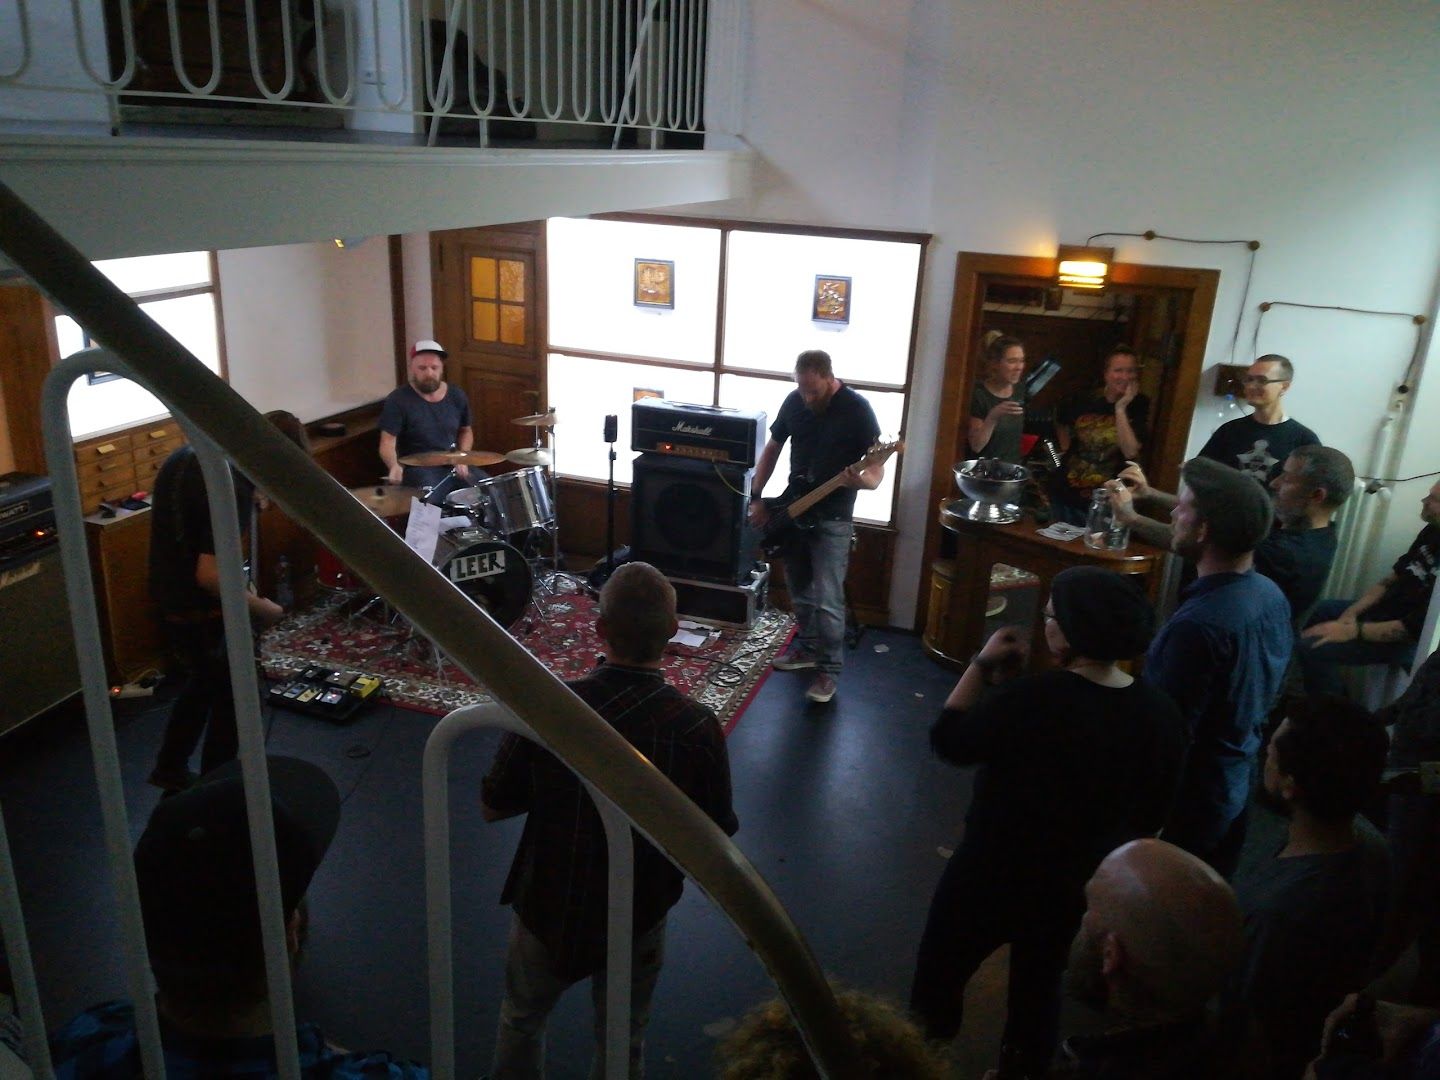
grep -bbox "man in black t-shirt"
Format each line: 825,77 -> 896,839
1199,354 -> 1319,485
748,350 -> 883,704
1299,480 -> 1440,695
1256,445 -> 1353,621
147,411 -> 305,792
378,340 -> 476,492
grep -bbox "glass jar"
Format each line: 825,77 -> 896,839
1084,488 -> 1130,551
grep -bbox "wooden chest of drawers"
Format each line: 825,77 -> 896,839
73,419 -> 185,513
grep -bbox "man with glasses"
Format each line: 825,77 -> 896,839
1199,354 -> 1319,485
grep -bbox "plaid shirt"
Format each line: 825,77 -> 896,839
49,999 -> 427,1080
482,662 -> 738,980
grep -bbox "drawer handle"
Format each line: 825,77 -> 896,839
97,459 -> 125,472
148,429 -> 169,439
95,443 -> 118,455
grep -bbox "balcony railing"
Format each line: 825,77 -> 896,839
0,0 -> 707,148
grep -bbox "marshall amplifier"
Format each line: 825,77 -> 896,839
0,472 -> 58,570
631,400 -> 767,467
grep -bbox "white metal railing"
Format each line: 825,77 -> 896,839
0,0 -> 707,146
0,179 -> 863,1079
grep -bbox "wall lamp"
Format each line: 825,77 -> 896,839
1055,244 -> 1114,291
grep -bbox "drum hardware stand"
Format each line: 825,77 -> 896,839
604,412 -> 619,584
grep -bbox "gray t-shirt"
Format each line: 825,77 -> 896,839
969,381 -> 1028,464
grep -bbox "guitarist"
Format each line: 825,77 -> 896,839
747,350 -> 884,704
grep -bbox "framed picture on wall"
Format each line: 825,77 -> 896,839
812,275 -> 852,324
634,259 -> 675,309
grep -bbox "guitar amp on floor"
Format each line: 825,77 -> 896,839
669,565 -> 770,630
267,666 -> 384,723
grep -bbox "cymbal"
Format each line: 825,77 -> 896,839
512,410 -> 557,428
397,449 -> 507,467
349,484 -> 420,517
505,447 -> 553,466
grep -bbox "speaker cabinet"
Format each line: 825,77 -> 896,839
630,453 -> 755,585
0,546 -> 80,735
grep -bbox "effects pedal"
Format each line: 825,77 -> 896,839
268,667 -> 384,723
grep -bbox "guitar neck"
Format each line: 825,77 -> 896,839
785,472 -> 850,519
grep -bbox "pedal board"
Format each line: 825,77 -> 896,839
267,665 -> 384,723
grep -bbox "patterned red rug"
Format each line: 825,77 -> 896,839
259,591 -> 794,734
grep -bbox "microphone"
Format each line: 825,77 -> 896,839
603,414 -> 618,444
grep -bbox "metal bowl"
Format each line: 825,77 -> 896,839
953,459 -> 1029,504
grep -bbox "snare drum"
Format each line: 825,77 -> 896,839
432,531 -> 532,628
443,486 -> 499,533
471,466 -> 555,538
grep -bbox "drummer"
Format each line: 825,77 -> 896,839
379,339 -> 484,495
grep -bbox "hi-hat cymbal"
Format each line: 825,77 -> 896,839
349,484 -> 420,517
505,447 -> 553,466
397,449 -> 507,467
512,410 -> 557,428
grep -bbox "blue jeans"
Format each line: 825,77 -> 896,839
1297,599 -> 1416,696
491,915 -> 666,1080
786,518 -> 853,675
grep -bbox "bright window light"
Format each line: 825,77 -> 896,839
722,231 -> 920,385
547,218 -> 721,365
547,353 -> 714,484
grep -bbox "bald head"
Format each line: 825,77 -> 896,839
597,562 -> 678,665
1067,839 -> 1244,1023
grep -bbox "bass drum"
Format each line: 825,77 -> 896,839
432,530 -> 532,629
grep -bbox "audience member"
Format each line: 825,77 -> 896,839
1231,696 -> 1391,1079
1369,647 -> 1440,1004
1049,839 -> 1247,1079
482,562 -> 738,1079
49,757 -> 426,1079
1309,994 -> 1440,1079
1298,479 -> 1440,695
1109,444 -> 1352,621
969,332 -> 1029,463
1144,458 -> 1293,877
1051,345 -> 1148,524
147,410 -> 307,793
1199,355 -> 1320,485
910,567 -> 1187,1078
716,987 -> 946,1079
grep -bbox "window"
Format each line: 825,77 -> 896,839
546,217 -> 926,525
55,252 -> 223,439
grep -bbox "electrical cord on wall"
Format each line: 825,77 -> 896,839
1086,230 -> 1261,366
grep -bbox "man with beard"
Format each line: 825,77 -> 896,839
1028,839 -> 1245,1080
379,340 -> 477,492
1107,445 -> 1353,621
1230,696 -> 1390,1080
748,350 -> 883,704
1298,478 -> 1440,695
1144,458 -> 1293,877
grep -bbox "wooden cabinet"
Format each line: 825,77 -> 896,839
85,508 -> 165,685
73,418 -> 185,514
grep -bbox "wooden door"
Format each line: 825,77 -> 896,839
432,224 -> 546,457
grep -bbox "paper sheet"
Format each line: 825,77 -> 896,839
404,499 -> 444,562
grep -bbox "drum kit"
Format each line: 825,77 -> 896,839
320,409 -> 582,652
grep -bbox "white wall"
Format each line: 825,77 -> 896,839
218,240 -> 396,422
688,0 -> 1440,626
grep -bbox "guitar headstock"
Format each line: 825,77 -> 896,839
861,438 -> 904,467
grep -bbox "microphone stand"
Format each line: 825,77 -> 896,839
604,413 -> 618,581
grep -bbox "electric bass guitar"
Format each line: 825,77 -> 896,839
758,439 -> 904,557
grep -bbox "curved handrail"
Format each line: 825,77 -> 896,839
0,179 -> 862,1079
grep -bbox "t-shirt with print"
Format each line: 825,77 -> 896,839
1365,523 -> 1440,639
1056,392 -> 1150,508
1198,415 -> 1319,485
